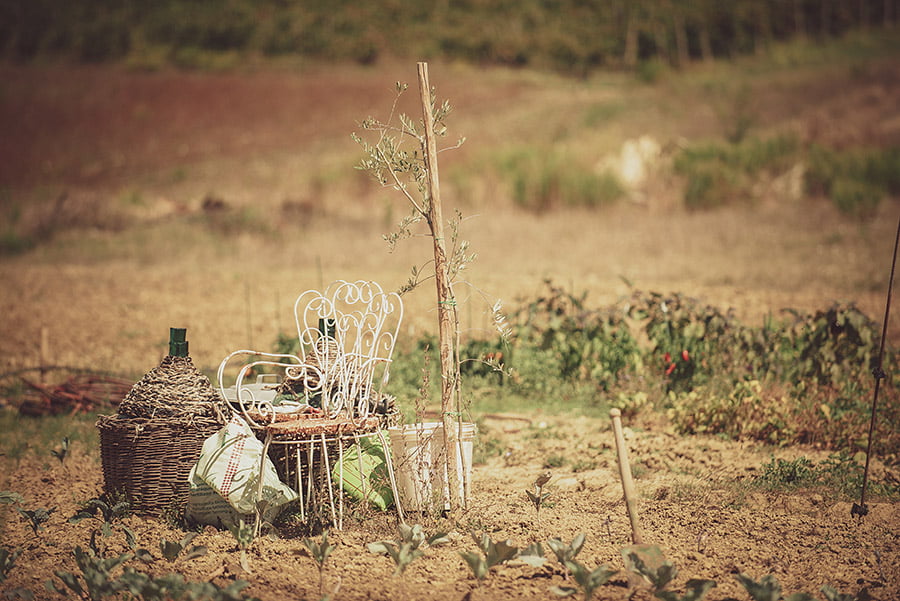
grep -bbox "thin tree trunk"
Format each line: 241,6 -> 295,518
624,12 -> 638,68
673,8 -> 690,67
416,61 -> 461,510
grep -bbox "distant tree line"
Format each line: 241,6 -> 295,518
1,0 -> 896,72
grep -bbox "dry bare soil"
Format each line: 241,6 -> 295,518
1,55 -> 900,600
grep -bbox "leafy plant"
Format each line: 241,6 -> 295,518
17,506 -> 55,536
525,472 -> 552,528
301,530 -> 335,599
0,491 -> 25,506
731,573 -> 815,601
626,550 -> 678,591
228,519 -> 255,574
69,498 -> 135,552
47,546 -> 132,600
546,533 -> 586,568
515,542 -> 547,568
159,532 -> 207,563
551,560 -> 617,600
50,437 -> 70,465
1,547 -> 22,583
756,457 -> 816,488
626,550 -> 716,601
459,532 -> 518,582
48,546 -> 259,601
116,570 -> 259,601
819,584 -> 857,601
367,523 -> 448,576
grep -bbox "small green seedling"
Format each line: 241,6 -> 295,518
820,584 -> 856,601
547,533 -> 586,568
367,523 -> 449,576
732,573 -> 815,601
1,547 -> 22,582
69,498 -> 135,551
17,506 -> 55,536
159,532 -> 208,563
302,530 -> 336,600
526,471 -> 552,528
228,519 -> 255,574
47,545 -> 132,600
551,560 -> 617,600
459,532 -> 518,582
0,491 -> 25,506
626,550 -> 678,591
50,437 -> 70,465
516,541 -> 547,568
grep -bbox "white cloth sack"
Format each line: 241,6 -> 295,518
188,415 -> 297,517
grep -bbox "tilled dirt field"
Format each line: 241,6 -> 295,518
1,412 -> 898,600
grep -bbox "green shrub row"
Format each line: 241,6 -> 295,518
674,135 -> 900,214
1,0 -> 895,73
385,282 -> 898,463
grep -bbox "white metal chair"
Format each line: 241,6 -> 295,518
217,280 -> 405,529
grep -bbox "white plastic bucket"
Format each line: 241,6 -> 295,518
441,422 -> 477,508
387,421 -> 477,512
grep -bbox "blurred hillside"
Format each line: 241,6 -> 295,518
2,0 -> 897,73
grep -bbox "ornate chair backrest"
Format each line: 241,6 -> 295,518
293,280 -> 403,419
217,280 -> 403,429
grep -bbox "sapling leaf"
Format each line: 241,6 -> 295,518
366,542 -> 391,555
547,534 -> 586,565
563,560 -> 617,600
627,550 -> 677,591
17,507 -> 55,535
734,574 -> 782,601
50,437 -> 69,464
134,548 -> 154,564
820,585 -> 855,601
487,539 -> 518,567
460,551 -> 488,581
161,539 -> 182,562
783,594 -> 817,601
0,491 -> 25,506
1,547 -> 22,582
550,585 -> 579,598
516,542 -> 546,567
655,579 -> 718,601
426,531 -> 450,547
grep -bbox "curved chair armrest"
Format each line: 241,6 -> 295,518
217,350 -> 311,428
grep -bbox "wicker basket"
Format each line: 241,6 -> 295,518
97,415 -> 222,515
97,353 -> 227,516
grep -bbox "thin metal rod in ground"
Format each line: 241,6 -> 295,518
854,212 -> 900,517
610,408 -> 643,544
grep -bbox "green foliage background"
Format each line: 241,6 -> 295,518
1,0 -> 896,73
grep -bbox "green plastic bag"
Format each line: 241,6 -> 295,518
332,432 -> 394,510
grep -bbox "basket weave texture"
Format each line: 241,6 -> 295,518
96,355 -> 227,516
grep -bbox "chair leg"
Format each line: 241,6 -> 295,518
254,432 -> 273,538
377,428 -> 406,525
294,444 -> 305,523
320,434 -> 339,527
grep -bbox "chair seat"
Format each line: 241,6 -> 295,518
263,414 -> 381,438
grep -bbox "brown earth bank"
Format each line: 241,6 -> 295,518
1,412 -> 898,601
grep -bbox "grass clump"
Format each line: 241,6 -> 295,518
493,148 -> 624,212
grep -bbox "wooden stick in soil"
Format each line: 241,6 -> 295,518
417,61 -> 462,509
610,408 -> 643,544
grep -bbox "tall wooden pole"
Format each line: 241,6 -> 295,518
417,61 -> 461,508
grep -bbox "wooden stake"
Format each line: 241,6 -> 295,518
40,326 -> 49,385
417,61 -> 462,508
610,408 -> 643,544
